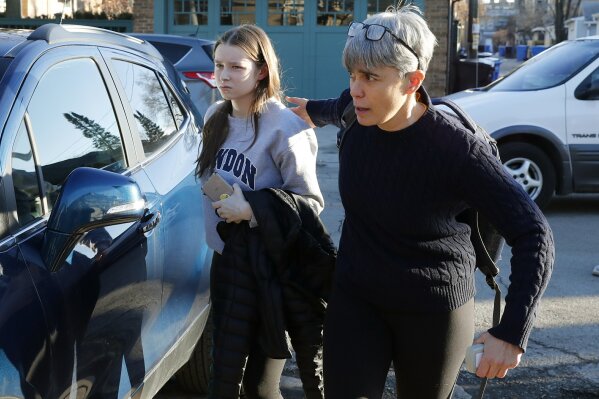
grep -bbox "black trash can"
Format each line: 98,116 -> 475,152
504,46 -> 514,58
452,58 -> 495,93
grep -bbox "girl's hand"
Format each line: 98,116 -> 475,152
212,183 -> 253,224
286,96 -> 316,128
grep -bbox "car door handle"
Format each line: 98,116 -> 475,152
139,210 -> 161,234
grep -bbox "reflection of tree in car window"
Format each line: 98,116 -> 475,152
26,58 -> 126,211
140,78 -> 172,123
63,112 -> 122,152
134,111 -> 165,142
111,60 -> 178,155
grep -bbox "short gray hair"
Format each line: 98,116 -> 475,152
343,3 -> 437,76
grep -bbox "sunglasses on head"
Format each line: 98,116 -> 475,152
347,21 -> 421,71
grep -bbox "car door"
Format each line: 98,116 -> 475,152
101,48 -> 211,360
1,46 -> 165,398
565,58 -> 599,191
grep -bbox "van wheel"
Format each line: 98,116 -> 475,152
175,312 -> 213,393
499,142 -> 555,209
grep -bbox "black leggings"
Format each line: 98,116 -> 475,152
210,252 -> 285,399
323,284 -> 474,399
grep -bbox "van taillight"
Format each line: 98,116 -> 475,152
183,71 -> 216,88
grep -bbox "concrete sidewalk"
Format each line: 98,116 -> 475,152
315,125 -> 344,246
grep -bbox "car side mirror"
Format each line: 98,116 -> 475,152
42,167 -> 145,271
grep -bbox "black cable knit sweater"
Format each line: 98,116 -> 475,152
306,87 -> 554,350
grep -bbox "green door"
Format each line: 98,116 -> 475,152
159,0 -> 422,99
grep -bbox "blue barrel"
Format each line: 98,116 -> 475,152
530,45 -> 547,57
483,57 -> 502,81
498,45 -> 506,57
484,43 -> 493,53
516,45 -> 528,61
492,59 -> 502,80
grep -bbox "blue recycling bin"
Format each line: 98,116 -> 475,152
480,57 -> 502,81
498,45 -> 506,57
530,45 -> 547,57
491,58 -> 502,80
484,43 -> 493,53
516,45 -> 528,61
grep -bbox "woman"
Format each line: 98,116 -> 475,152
196,25 -> 333,399
287,3 -> 554,398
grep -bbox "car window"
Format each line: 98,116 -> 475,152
12,120 -> 43,225
112,60 -> 179,156
575,66 -> 599,101
27,58 -> 127,211
148,41 -> 191,65
0,58 -> 11,82
162,78 -> 185,128
489,40 -> 599,91
202,44 -> 214,62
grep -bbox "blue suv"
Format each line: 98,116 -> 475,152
0,24 -> 212,398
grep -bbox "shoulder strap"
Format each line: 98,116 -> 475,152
336,101 -> 357,151
431,98 -> 478,132
432,97 -> 500,158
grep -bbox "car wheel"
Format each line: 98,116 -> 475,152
175,312 -> 213,393
499,142 -> 555,209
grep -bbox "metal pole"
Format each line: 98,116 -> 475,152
447,0 -> 461,94
467,0 -> 479,59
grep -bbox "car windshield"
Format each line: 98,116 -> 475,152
487,39 -> 599,91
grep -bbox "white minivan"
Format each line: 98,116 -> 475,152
447,36 -> 599,208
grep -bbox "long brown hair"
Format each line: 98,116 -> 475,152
196,24 -> 282,178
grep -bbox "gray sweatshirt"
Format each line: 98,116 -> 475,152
201,98 -> 324,253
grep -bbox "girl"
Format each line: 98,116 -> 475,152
196,25 -> 331,399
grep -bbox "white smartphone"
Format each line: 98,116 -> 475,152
464,344 -> 484,373
202,173 -> 234,202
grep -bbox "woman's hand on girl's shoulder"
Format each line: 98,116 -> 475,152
286,96 -> 316,128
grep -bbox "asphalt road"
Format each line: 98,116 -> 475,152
156,125 -> 599,398
458,193 -> 599,399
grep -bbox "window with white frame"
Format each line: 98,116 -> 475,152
220,0 -> 255,25
174,0 -> 209,25
268,0 -> 304,26
317,0 -> 353,26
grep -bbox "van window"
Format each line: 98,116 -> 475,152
489,40 -> 599,91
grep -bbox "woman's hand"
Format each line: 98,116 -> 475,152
212,183 -> 253,224
286,96 -> 316,128
473,331 -> 524,379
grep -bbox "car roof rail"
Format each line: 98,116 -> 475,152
27,23 -> 162,59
